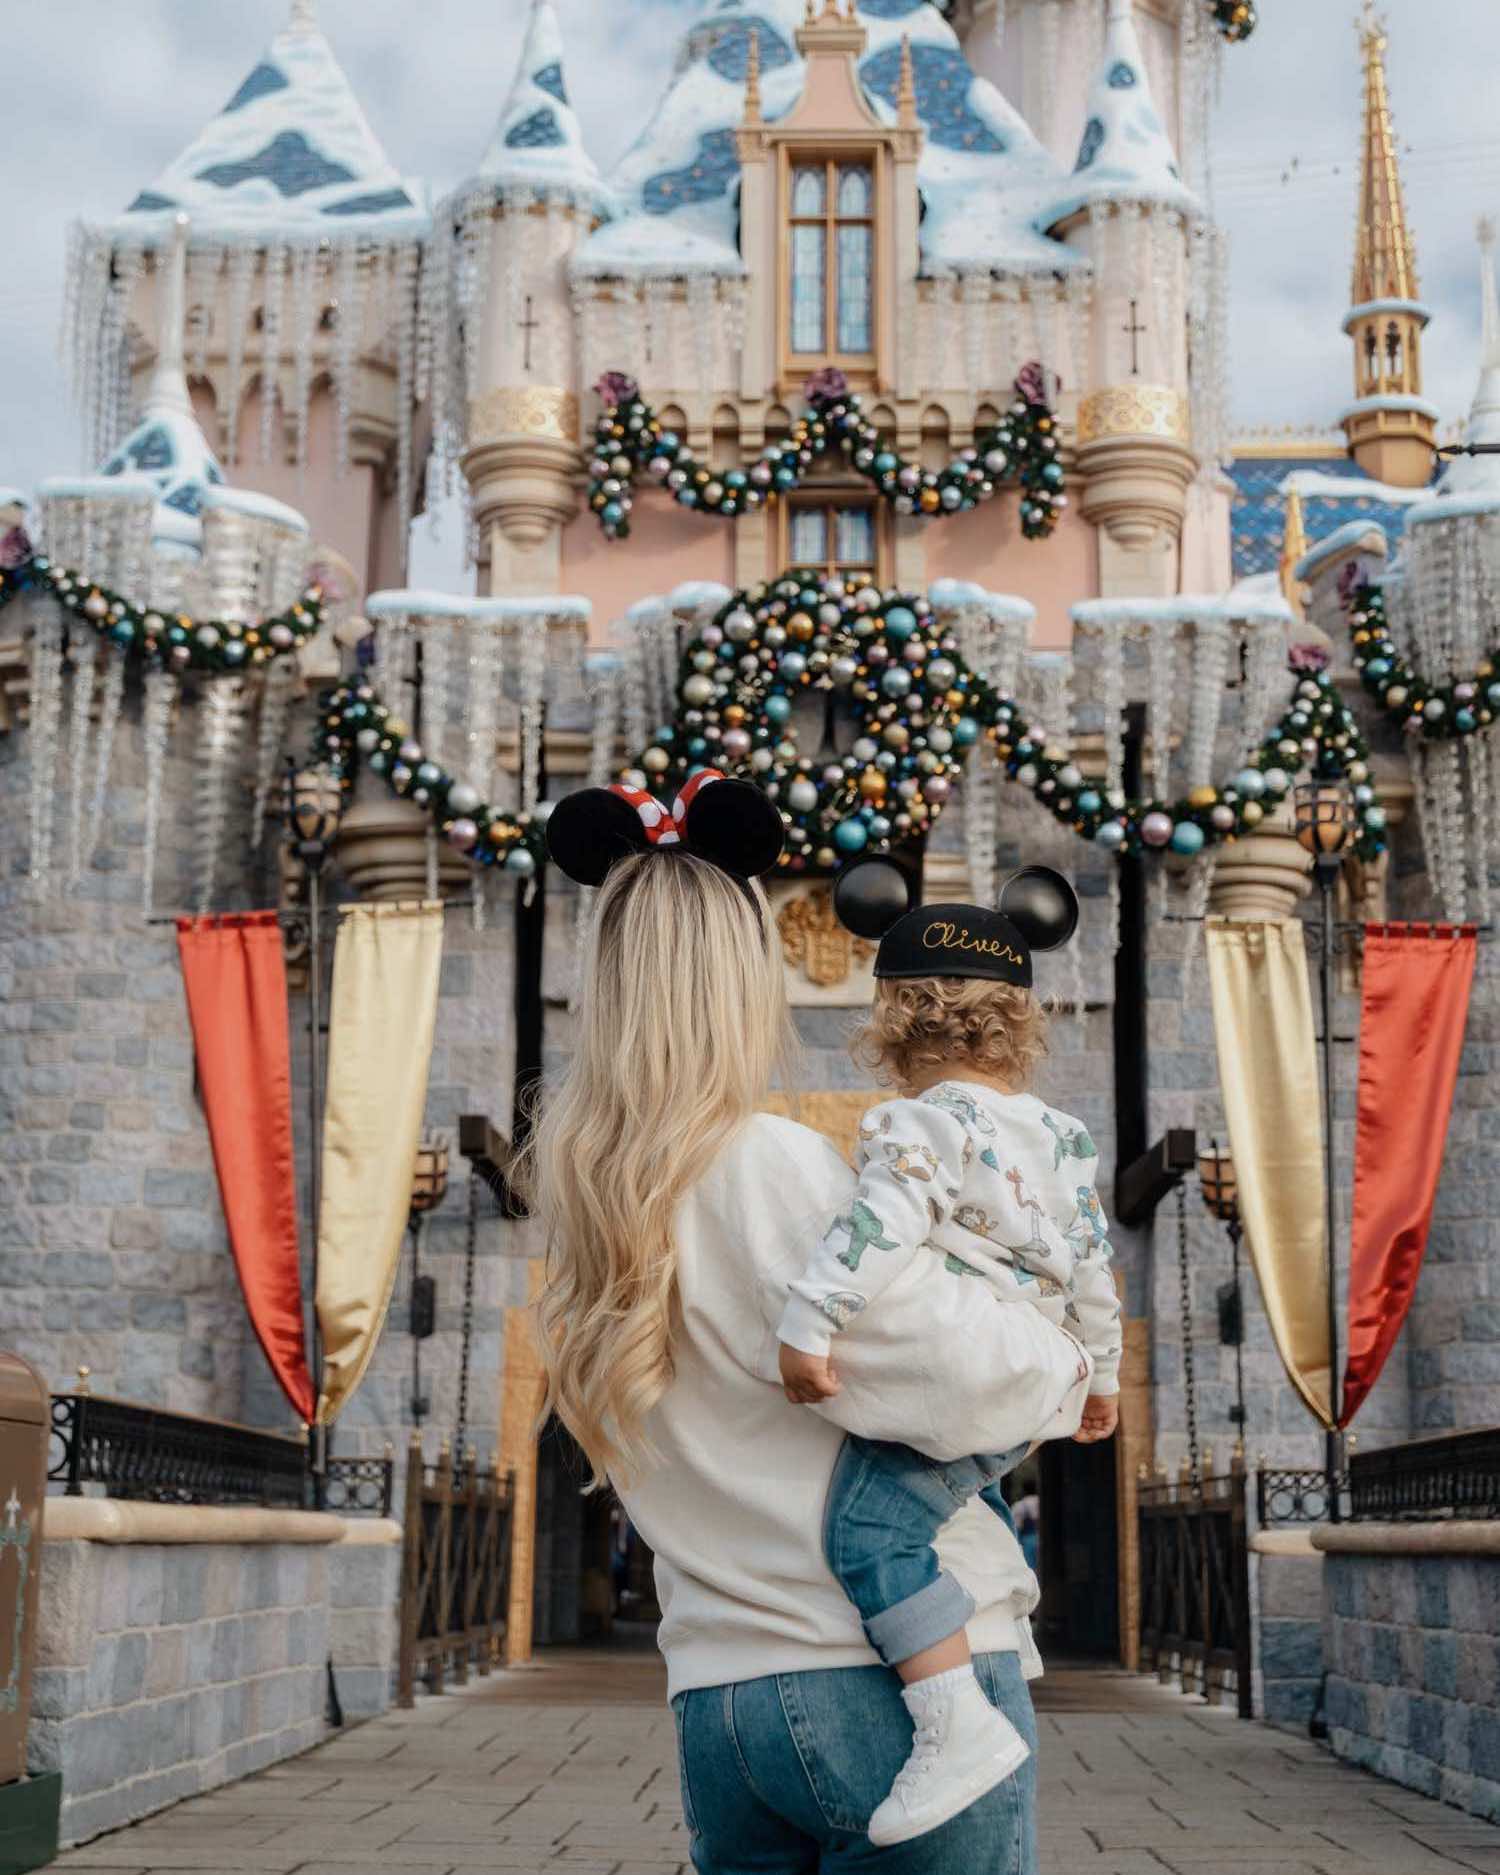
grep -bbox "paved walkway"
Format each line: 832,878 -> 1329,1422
52,1651 -> 1500,1875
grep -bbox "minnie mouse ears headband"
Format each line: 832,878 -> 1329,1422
833,859 -> 1078,990
546,769 -> 786,888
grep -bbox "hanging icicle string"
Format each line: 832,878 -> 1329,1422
140,668 -> 179,918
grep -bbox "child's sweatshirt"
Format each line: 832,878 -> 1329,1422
777,1080 -> 1123,1396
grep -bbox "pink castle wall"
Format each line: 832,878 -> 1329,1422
928,501 -> 1096,650
560,493 -> 736,644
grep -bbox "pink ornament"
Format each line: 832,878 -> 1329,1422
1140,811 -> 1173,847
447,818 -> 479,851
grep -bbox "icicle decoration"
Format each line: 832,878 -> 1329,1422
995,279 -> 1021,384
1178,861 -> 1215,1009
62,634 -> 99,889
333,240 -> 361,478
140,668 -> 179,918
1465,724 -> 1496,928
392,243 -> 419,577
186,243 -> 223,384
517,611 -> 549,815
1240,610 -> 1286,750
1147,204 -> 1178,381
1184,614 -> 1231,789
687,274 -> 716,390
258,242 -> 286,465
1063,268 -> 1092,392
288,244 -> 319,477
26,605 -> 66,897
961,274 -> 988,387
644,277 -> 676,371
1146,614 -> 1178,800
222,245 -> 257,468
464,615 -> 504,805
251,658 -> 299,852
86,655 -> 127,876
963,741 -> 1002,909
1062,905 -> 1087,1030
420,617 -> 453,768
1038,0 -> 1064,149
1096,617 -> 1127,794
193,677 -> 248,915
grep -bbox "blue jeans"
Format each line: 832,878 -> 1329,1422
824,1436 -> 1030,1666
673,1651 -> 1038,1871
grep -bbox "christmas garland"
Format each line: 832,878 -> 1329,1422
0,532 -> 325,676
1343,572 -> 1500,742
315,681 -> 549,876
616,571 -> 1386,870
587,365 -> 1066,542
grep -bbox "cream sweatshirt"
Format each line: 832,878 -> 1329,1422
616,1112 -> 1094,1701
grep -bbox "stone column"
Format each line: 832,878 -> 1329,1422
1206,801 -> 1314,920
1075,386 -> 1197,597
463,387 -> 582,598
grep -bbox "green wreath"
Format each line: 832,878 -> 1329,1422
1344,575 -> 1500,741
587,366 -> 1065,543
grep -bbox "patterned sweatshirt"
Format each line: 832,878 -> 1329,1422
777,1080 -> 1123,1397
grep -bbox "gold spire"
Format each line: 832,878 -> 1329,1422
1351,3 -> 1418,307
743,28 -> 762,125
1279,485 -> 1308,621
897,35 -> 918,129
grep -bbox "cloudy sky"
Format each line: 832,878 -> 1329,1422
2,0 -> 1497,498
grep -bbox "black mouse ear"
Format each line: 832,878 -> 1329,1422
545,787 -> 651,887
999,865 -> 1079,952
833,858 -> 915,941
682,777 -> 786,878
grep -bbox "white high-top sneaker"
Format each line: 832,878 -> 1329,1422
866,1666 -> 1031,1848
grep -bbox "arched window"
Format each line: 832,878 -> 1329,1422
1363,324 -> 1378,387
1384,321 -> 1404,380
787,157 -> 876,363
783,495 -> 883,585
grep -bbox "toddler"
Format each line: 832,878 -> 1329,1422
778,894 -> 1122,1848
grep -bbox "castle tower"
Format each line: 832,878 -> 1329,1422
1434,220 -> 1500,500
1338,5 -> 1436,489
455,0 -> 611,596
1045,0 -> 1200,595
66,0 -> 430,593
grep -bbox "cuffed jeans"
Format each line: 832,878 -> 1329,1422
672,1651 -> 1039,1872
824,1436 -> 1030,1666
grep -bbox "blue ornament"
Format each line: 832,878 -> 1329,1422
222,640 -> 248,666
773,467 -> 796,488
1486,682 -> 1500,707
868,814 -> 892,840
1365,658 -> 1391,679
602,501 -> 624,526
1364,806 -> 1387,831
1169,822 -> 1205,856
1094,821 -> 1127,851
1077,789 -> 1102,815
765,694 -> 792,726
874,452 -> 898,476
1457,708 -> 1477,733
834,817 -> 869,854
880,667 -> 913,699
883,606 -> 918,641
108,620 -> 136,646
1234,768 -> 1267,799
779,651 -> 808,682
658,432 -> 680,454
688,737 -> 708,758
505,846 -> 537,878
953,716 -> 980,748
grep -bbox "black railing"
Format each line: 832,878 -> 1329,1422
1256,1465 -> 1348,1526
49,1392 -> 393,1515
1138,1461 -> 1252,1718
1348,1427 -> 1500,1523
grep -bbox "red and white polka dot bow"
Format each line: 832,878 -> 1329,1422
606,769 -> 724,848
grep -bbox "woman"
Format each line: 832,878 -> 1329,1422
528,775 -> 1092,1873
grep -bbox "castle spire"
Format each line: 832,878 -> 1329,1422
743,28 -> 763,127
1338,7 -> 1435,488
1434,220 -> 1500,500
472,0 -> 607,209
286,0 -> 319,36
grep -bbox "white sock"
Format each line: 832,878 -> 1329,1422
903,1664 -> 978,1702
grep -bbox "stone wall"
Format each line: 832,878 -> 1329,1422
1251,1531 -> 1325,1731
29,1505 -> 400,1847
1320,1536 -> 1500,1823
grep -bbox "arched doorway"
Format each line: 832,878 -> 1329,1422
531,1416 -> 659,1648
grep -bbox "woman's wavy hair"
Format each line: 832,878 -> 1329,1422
525,849 -> 791,1486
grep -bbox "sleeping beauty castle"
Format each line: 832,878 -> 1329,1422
2,0 -> 1500,1815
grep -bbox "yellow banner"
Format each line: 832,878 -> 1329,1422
1205,918 -> 1333,1429
315,902 -> 444,1426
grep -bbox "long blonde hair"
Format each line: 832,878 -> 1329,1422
528,849 -> 791,1485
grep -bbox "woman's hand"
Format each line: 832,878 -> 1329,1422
1073,1393 -> 1119,1444
779,1341 -> 842,1405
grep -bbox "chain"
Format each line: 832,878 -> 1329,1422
1176,1183 -> 1202,1494
454,1168 -> 479,1460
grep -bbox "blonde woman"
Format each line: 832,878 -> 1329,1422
531,773 -> 1093,1875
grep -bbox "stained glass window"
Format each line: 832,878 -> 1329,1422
788,157 -> 875,361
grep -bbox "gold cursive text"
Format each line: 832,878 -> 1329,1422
922,921 -> 1024,967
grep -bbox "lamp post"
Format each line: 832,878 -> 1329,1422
1197,1142 -> 1246,1445
1293,777 -> 1356,1517
281,761 -> 342,1481
406,1138 -> 450,1425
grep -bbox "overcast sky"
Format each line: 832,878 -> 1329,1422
2,0 -> 1497,498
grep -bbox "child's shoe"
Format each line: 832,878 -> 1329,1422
866,1665 -> 1030,1847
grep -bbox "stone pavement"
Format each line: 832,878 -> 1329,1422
49,1651 -> 1500,1875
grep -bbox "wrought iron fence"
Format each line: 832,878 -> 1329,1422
1255,1465 -> 1347,1526
398,1437 -> 514,1706
1138,1459 -> 1252,1718
1348,1427 -> 1500,1522
49,1391 -> 394,1515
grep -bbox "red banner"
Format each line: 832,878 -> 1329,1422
1342,925 -> 1477,1427
176,914 -> 314,1424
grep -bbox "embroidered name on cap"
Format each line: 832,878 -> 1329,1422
922,920 -> 1025,968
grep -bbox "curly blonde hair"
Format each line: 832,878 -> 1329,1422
853,976 -> 1049,1092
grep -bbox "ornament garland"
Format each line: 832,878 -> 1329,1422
614,572 -> 1387,871
1344,573 -> 1500,742
0,535 -> 325,677
315,680 -> 549,878
587,366 -> 1066,543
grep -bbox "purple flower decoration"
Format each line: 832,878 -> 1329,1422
805,366 -> 850,404
0,525 -> 33,572
1014,361 -> 1059,407
1288,642 -> 1331,674
594,371 -> 639,409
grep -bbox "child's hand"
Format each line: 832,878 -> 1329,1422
779,1342 -> 841,1405
1073,1394 -> 1119,1443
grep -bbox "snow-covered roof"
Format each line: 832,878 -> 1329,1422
1435,221 -> 1500,502
574,0 -> 1078,281
1280,468 -> 1431,506
109,0 -> 428,246
1294,520 -> 1390,584
465,0 -> 611,215
1041,0 -> 1199,229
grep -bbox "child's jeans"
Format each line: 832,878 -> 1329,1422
824,1435 -> 1031,1666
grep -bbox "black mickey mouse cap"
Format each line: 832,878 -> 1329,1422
875,903 -> 1036,988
